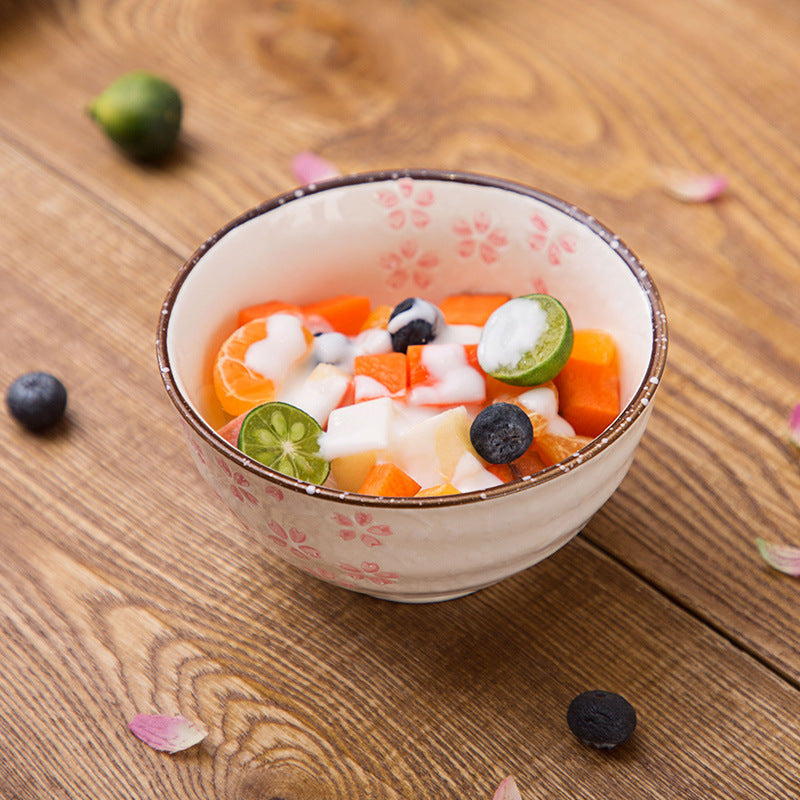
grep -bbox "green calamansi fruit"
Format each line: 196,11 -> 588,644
87,71 -> 182,161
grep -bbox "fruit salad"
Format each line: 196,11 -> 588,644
209,292 -> 621,497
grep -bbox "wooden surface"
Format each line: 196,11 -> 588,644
2,0 -> 800,797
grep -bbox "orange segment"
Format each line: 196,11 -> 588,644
534,433 -> 593,467
212,316 -> 312,417
237,300 -> 303,327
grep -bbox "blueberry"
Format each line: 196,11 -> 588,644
567,690 -> 637,749
387,297 -> 441,354
469,403 -> 533,464
6,372 -> 68,431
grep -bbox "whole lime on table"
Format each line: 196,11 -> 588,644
87,71 -> 182,161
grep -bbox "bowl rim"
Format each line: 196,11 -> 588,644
156,167 -> 668,508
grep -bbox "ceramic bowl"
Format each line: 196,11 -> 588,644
157,169 -> 667,603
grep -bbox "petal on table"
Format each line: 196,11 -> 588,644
756,538 -> 800,577
129,713 -> 208,753
656,166 -> 728,202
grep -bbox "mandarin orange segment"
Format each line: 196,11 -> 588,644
212,316 -> 312,417
533,433 -> 593,467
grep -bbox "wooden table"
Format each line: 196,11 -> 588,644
2,0 -> 800,797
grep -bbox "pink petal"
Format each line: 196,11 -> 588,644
488,229 -> 508,248
480,242 -> 499,265
757,538 -> 800,576
288,526 -> 306,543
474,211 -> 491,234
355,511 -> 373,526
788,403 -> 800,448
558,234 -> 577,253
376,189 -> 399,208
547,242 -> 561,265
290,151 -> 340,185
527,233 -> 547,251
413,272 -> 433,289
129,714 -> 207,754
457,239 -> 476,258
530,214 -> 548,232
657,166 -> 728,203
410,209 -> 430,228
493,776 -> 522,800
268,521 -> 287,540
414,188 -> 435,206
398,177 -> 414,198
388,209 -> 406,229
360,534 -> 382,547
264,486 -> 284,502
367,524 -> 393,536
416,252 -> 439,269
333,512 -> 354,527
452,218 -> 473,237
400,240 -> 418,259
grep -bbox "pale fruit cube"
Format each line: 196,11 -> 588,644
331,450 -> 379,493
392,405 -> 480,487
318,397 -> 394,460
281,363 -> 350,427
451,452 -> 503,493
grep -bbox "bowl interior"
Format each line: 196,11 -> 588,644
164,171 -> 663,441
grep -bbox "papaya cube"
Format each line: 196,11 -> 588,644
353,352 -> 408,402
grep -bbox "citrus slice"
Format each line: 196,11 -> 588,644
238,402 -> 330,485
477,294 -> 573,386
213,315 -> 313,417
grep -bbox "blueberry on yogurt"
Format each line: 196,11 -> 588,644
469,402 -> 533,463
387,297 -> 443,354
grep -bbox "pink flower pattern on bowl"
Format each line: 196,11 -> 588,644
528,213 -> 578,265
268,521 -> 320,560
375,177 -> 435,230
452,212 -> 509,264
338,561 -> 399,586
379,239 -> 439,289
333,511 -> 394,547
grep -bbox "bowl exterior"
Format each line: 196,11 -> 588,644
179,403 -> 653,602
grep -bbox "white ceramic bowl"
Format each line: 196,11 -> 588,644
157,169 -> 667,603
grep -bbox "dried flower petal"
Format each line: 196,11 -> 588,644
788,404 -> 800,449
291,151 -> 340,185
656,166 -> 728,203
493,776 -> 522,800
128,713 -> 208,753
756,538 -> 800,577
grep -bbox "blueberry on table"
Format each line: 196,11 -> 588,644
469,402 -> 533,464
6,372 -> 67,431
387,297 -> 442,353
567,689 -> 637,749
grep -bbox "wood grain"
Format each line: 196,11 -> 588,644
3,0 -> 800,797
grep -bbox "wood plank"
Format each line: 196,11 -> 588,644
2,107 -> 800,800
2,0 -> 800,684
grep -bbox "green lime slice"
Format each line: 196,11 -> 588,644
238,402 -> 330,485
87,71 -> 182,161
477,294 -> 574,386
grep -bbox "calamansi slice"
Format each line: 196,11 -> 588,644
238,402 -> 330,485
477,294 -> 574,386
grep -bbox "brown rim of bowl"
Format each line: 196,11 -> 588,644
156,168 -> 668,508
